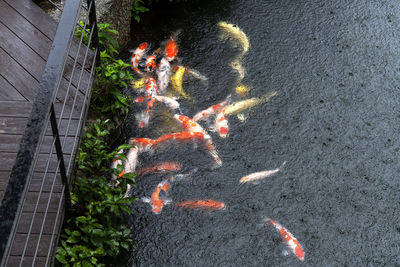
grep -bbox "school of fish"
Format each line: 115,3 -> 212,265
110,22 -> 305,262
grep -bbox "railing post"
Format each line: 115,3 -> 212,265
49,105 -> 72,212
87,0 -> 100,65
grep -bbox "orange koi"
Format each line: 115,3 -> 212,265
142,171 -> 196,214
130,137 -> 156,152
165,32 -> 179,62
265,218 -> 305,261
136,161 -> 182,176
175,199 -> 225,210
130,42 -> 148,75
145,48 -> 161,72
192,95 -> 231,122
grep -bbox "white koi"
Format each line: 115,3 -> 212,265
240,161 -> 286,184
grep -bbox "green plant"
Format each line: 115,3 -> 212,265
57,23 -> 136,267
56,120 -> 136,267
131,0 -> 149,23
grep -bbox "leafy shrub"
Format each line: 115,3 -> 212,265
57,24 -> 135,267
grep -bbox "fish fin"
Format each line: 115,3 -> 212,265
164,198 -> 172,205
279,161 -> 287,172
192,141 -> 198,150
282,249 -> 290,257
236,113 -> 247,121
141,197 -> 150,203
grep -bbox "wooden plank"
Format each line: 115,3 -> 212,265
3,0 -> 57,40
4,0 -> 95,71
0,101 -> 32,117
0,74 -> 26,101
9,233 -> 53,257
0,171 -> 9,188
0,117 -> 81,136
0,0 -> 52,61
22,191 -> 62,213
0,21 -> 45,81
0,152 -> 16,172
16,212 -> 59,235
0,134 -> 76,154
0,48 -> 39,102
6,256 -> 47,267
29,172 -> 63,193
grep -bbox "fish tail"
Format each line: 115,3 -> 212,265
279,161 -> 287,172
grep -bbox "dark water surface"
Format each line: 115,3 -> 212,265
121,0 -> 400,265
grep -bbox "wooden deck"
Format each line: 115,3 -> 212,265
0,0 -> 94,265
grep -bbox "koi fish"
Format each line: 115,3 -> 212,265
235,84 -> 250,97
165,32 -> 179,62
136,161 -> 182,176
215,109 -> 229,138
130,42 -> 148,75
142,179 -> 172,214
174,114 -> 206,134
124,147 -> 140,174
175,199 -> 225,210
170,66 -> 191,100
131,77 -> 146,92
111,149 -> 124,180
156,57 -> 171,95
265,218 -> 305,261
192,95 -> 231,122
239,161 -> 286,184
230,59 -> 246,83
222,91 -> 277,117
173,115 -> 222,167
142,170 -> 196,214
145,48 -> 161,72
184,67 -> 208,85
154,95 -> 182,112
217,22 -> 249,55
137,77 -> 158,128
130,137 -> 156,153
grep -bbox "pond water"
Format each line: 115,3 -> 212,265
121,0 -> 400,265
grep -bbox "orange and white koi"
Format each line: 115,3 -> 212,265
142,170 -> 196,214
145,48 -> 161,72
156,57 -> 171,95
173,115 -> 222,167
265,218 -> 305,261
165,32 -> 179,62
240,161 -> 286,184
154,95 -> 181,112
215,108 -> 229,138
175,199 -> 225,210
130,42 -> 148,75
130,137 -> 156,153
174,114 -> 206,134
192,95 -> 231,122
136,161 -> 182,176
111,149 -> 125,180
137,77 -> 158,128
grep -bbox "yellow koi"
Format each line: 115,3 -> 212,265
131,78 -> 146,90
217,22 -> 250,54
223,91 -> 277,116
235,84 -> 250,97
169,66 -> 192,100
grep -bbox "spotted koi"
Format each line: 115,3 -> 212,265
130,42 -> 148,75
265,218 -> 305,261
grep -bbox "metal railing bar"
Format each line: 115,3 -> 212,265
86,0 -> 100,65
47,0 -> 63,12
0,0 -> 84,264
31,25 -> 95,267
29,7 -> 94,266
45,48 -> 98,267
18,6 -> 89,266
